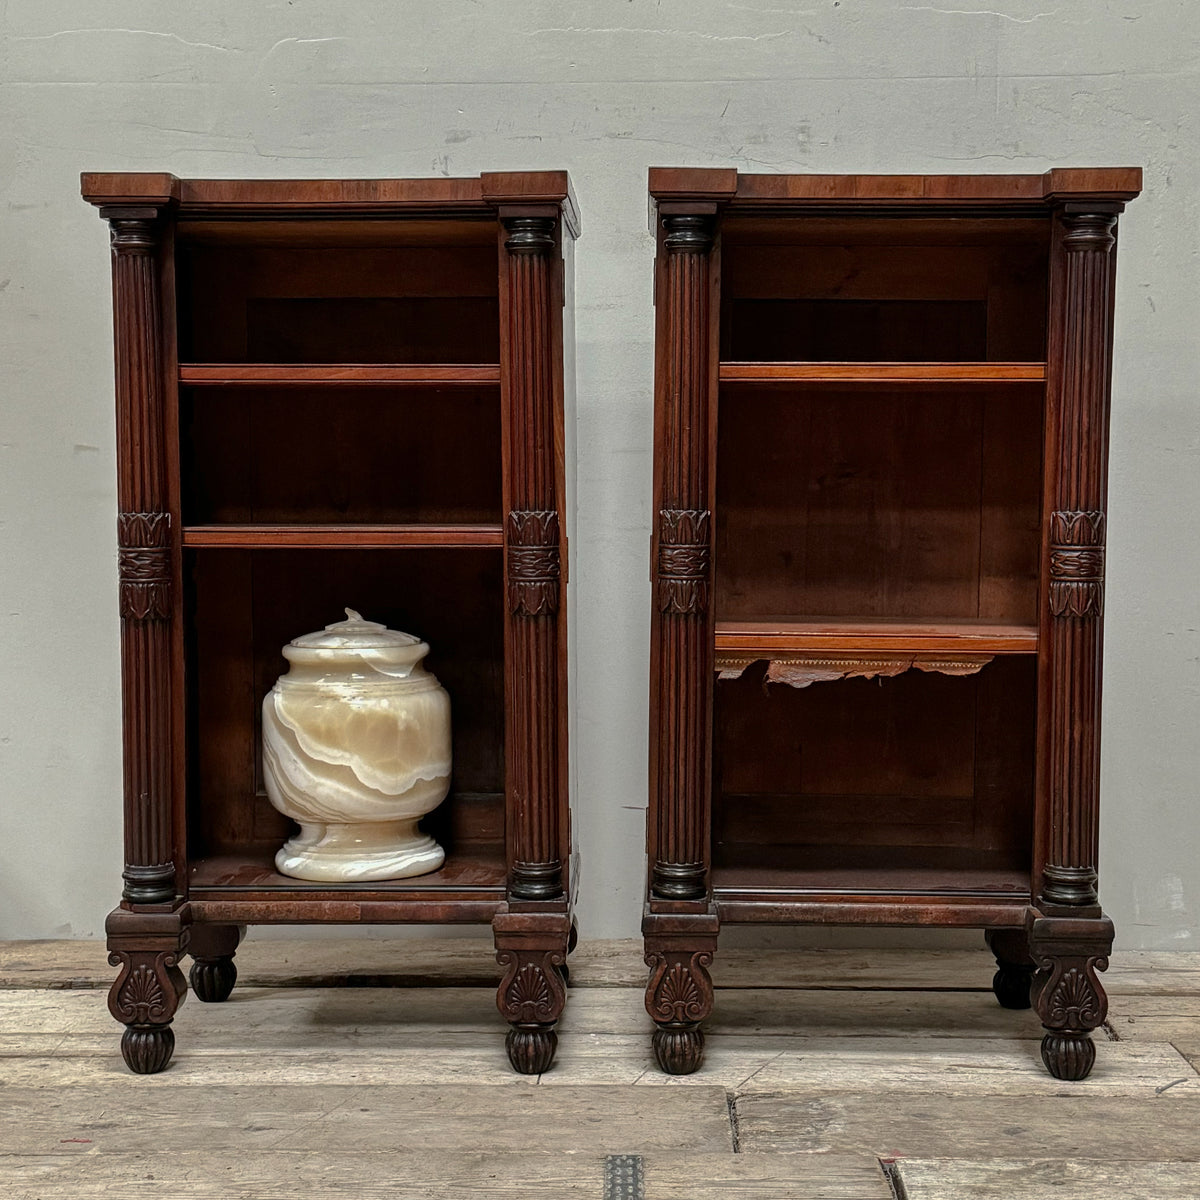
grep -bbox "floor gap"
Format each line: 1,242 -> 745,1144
879,1157 -> 910,1200
725,1090 -> 742,1153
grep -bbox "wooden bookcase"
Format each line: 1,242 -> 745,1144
83,172 -> 578,1075
643,167 -> 1140,1079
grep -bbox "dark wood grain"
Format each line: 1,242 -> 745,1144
180,364 -> 501,385
182,525 -> 504,548
85,171 -> 577,1074
645,168 -> 1138,1078
719,362 -> 1045,382
648,167 -> 1142,206
498,213 -> 568,908
714,618 -> 1038,655
1038,209 -> 1121,913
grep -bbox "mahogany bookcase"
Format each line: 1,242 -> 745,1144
82,171 -> 578,1075
643,167 -> 1140,1079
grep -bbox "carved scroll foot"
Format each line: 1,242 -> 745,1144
985,929 -> 1034,1010
121,1024 -> 176,1075
506,1026 -> 558,1075
1041,1031 -> 1097,1080
107,947 -> 187,1075
188,924 -> 245,1003
992,962 -> 1035,1010
106,908 -> 188,1076
645,948 -> 714,1076
496,945 -> 568,1075
1028,913 -> 1113,1082
652,1024 -> 705,1075
189,956 -> 237,1003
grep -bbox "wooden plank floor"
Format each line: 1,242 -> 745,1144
1,939 -> 1198,1199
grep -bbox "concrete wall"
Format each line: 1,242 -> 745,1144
2,1 -> 1196,946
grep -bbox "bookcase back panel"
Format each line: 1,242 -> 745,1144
715,383 -> 1043,622
720,218 -> 1049,362
187,547 -> 504,858
178,240 -> 500,363
181,384 -> 502,525
712,657 -> 1036,881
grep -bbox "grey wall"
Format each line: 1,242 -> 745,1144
2,1 -> 1197,947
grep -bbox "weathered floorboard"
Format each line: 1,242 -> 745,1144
0,1084 -> 733,1155
735,1091 -> 1200,1159
897,1157 -> 1200,1199
0,1152 -> 891,1200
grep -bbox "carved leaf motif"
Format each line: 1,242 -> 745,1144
657,963 -> 699,1023
117,963 -> 167,1023
657,509 -> 711,615
117,512 -> 171,620
1045,966 -> 1103,1029
497,951 -> 565,1025
118,511 -> 171,548
1049,581 -> 1104,618
647,952 -> 713,1025
507,511 -> 560,617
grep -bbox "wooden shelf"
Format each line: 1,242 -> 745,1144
180,364 -> 501,386
715,618 -> 1039,657
188,849 -> 507,923
719,362 -> 1045,384
190,848 -> 506,892
182,524 -> 504,549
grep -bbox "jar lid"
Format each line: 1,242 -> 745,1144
288,609 -> 423,651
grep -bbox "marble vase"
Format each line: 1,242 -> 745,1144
262,610 -> 451,881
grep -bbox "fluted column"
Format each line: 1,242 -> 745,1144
1041,208 -> 1120,909
500,215 -> 564,901
651,213 -> 716,901
102,206 -> 175,906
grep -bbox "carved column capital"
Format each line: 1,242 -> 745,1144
503,215 -> 556,256
1061,210 -> 1117,254
507,510 -> 561,618
663,214 -> 714,254
1041,864 -> 1099,908
657,508 -> 711,615
1049,509 -> 1105,619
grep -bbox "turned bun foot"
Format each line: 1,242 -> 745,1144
991,963 -> 1034,1010
1041,1031 -> 1097,1080
652,1025 -> 704,1075
121,1024 -> 176,1074
190,956 -> 237,1003
506,1026 -> 558,1074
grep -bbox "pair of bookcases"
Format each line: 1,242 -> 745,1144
83,166 -> 1139,1080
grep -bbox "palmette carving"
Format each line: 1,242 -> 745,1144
645,950 -> 714,1026
496,949 -> 568,1026
1032,956 -> 1109,1031
107,949 -> 186,1027
507,510 -> 561,617
657,509 -> 711,615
